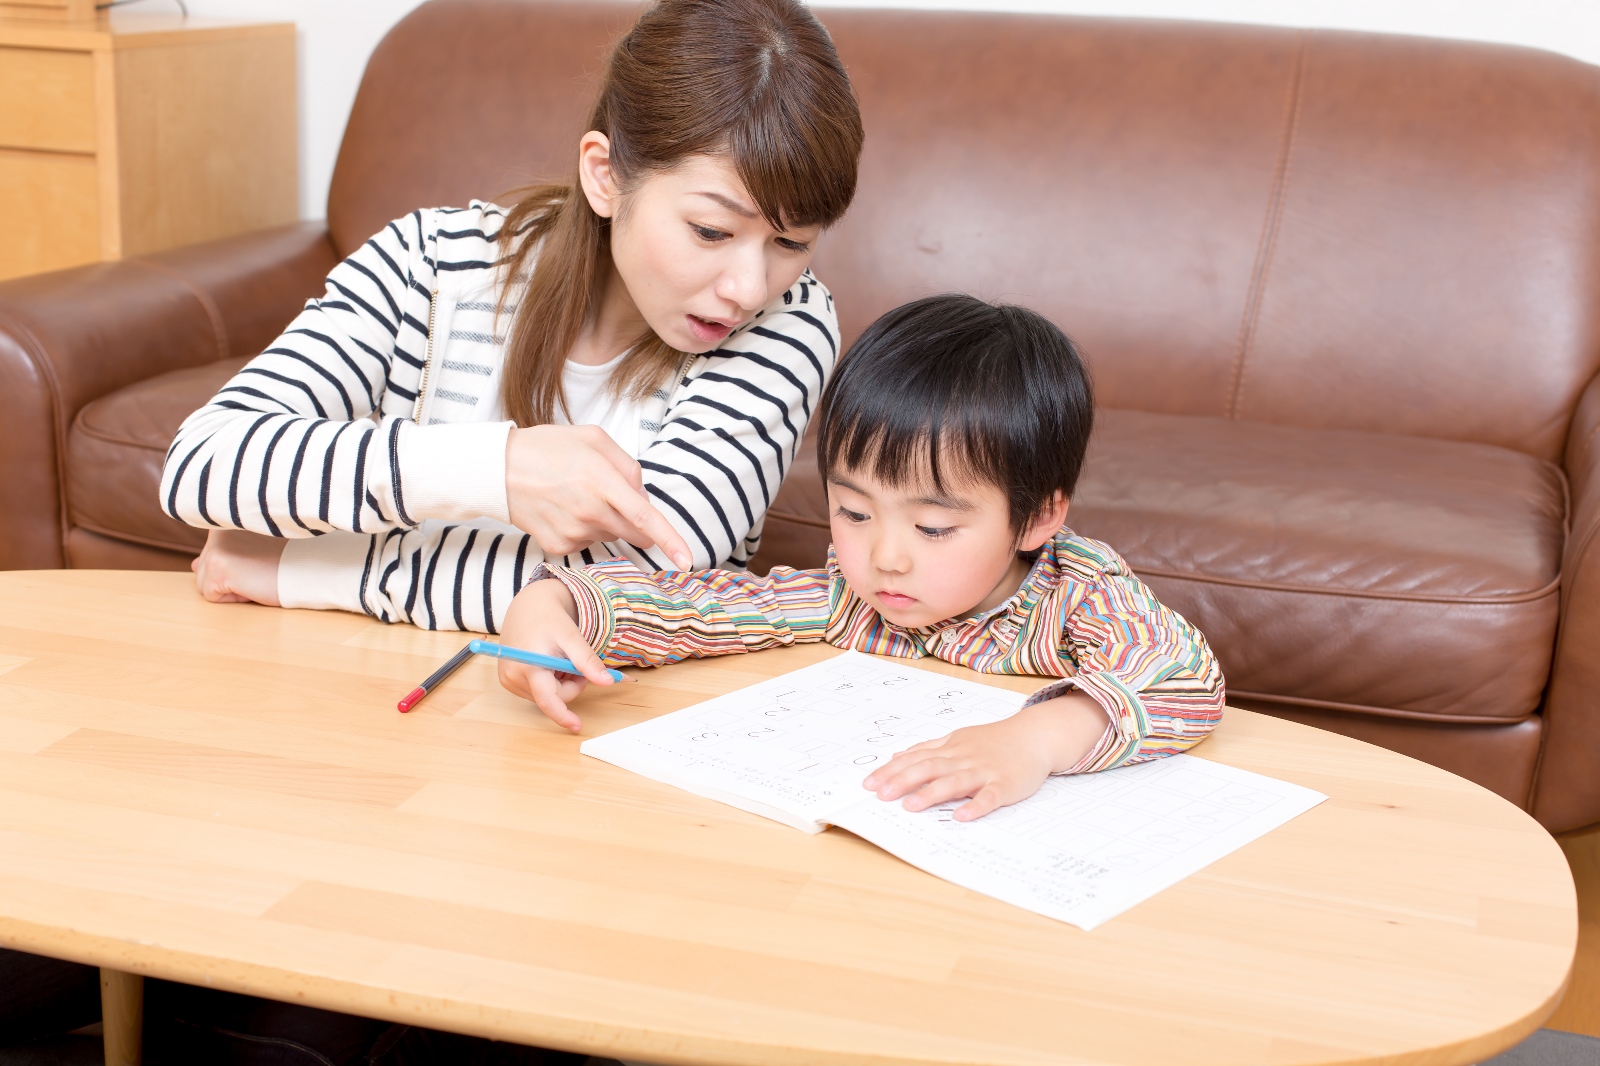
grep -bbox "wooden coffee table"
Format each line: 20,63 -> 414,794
0,570 -> 1576,1066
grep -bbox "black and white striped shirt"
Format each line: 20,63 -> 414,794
160,202 -> 840,632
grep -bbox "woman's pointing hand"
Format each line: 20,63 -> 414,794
505,424 -> 694,569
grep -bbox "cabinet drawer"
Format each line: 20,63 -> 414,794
0,148 -> 100,280
0,47 -> 95,154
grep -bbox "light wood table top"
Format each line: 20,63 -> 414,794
0,570 -> 1576,1066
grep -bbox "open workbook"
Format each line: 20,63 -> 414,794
580,652 -> 1325,929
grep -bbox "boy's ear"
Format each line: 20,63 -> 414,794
1018,492 -> 1069,552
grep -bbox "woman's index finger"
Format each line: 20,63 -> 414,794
604,479 -> 694,570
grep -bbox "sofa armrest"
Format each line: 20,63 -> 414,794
1532,370 -> 1600,830
0,222 -> 337,569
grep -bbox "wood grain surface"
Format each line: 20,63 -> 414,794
0,570 -> 1576,1066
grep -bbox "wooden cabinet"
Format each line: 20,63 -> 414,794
0,13 -> 297,280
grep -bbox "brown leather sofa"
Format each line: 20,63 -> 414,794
2,0 -> 1597,831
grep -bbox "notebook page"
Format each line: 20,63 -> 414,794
831,753 -> 1326,929
579,651 -> 1028,832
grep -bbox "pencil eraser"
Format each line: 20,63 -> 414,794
397,687 -> 427,713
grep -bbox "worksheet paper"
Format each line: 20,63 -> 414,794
580,651 -> 1325,929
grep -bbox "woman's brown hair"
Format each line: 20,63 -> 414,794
497,0 -> 864,427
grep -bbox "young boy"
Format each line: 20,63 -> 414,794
497,294 -> 1225,821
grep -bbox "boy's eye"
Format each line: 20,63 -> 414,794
917,525 -> 957,540
691,224 -> 730,242
834,506 -> 869,523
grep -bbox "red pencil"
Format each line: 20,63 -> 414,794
397,642 -> 474,712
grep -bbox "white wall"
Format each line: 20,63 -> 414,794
164,0 -> 1600,221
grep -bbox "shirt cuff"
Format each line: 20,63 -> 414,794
531,564 -> 616,658
1024,675 -> 1135,774
395,420 -> 512,523
278,533 -> 372,613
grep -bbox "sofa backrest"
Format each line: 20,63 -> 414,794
330,0 -> 1600,462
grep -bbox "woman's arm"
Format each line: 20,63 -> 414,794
633,270 -> 840,569
350,269 -> 841,631
166,205 -> 691,617
159,211 -> 512,541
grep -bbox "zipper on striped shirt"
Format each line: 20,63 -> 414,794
411,287 -> 439,423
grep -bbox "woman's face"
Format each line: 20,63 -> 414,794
580,137 -> 822,353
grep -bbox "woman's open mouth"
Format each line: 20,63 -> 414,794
686,314 -> 736,344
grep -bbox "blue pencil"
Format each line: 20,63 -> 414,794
467,639 -> 630,683
398,639 -> 631,713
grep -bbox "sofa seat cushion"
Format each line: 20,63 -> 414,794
66,358 -> 249,555
1070,409 -> 1566,723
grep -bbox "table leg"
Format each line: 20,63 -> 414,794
99,968 -> 143,1066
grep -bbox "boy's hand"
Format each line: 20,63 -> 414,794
496,578 -> 616,732
862,692 -> 1111,821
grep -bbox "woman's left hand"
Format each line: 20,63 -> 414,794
191,529 -> 286,605
861,693 -> 1112,821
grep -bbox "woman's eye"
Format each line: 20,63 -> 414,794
917,525 -> 957,540
776,237 -> 810,253
691,224 -> 730,243
834,506 -> 868,523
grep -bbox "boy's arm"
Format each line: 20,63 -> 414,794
537,559 -> 834,668
1033,544 -> 1226,773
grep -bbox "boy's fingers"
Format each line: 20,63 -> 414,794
872,756 -> 950,800
524,669 -> 582,726
953,784 -> 1007,822
900,769 -> 984,812
497,661 -> 535,703
556,633 -> 615,686
862,747 -> 936,790
529,673 -> 582,732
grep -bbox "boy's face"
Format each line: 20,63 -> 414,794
826,462 -> 1068,629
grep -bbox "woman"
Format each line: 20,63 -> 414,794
161,0 -> 861,651
10,1 -> 862,1063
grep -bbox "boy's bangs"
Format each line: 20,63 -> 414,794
817,293 -> 1093,532
829,407 -> 1009,499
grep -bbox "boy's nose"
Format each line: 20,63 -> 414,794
869,533 -> 912,575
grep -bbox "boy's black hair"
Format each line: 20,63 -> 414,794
816,293 -> 1094,535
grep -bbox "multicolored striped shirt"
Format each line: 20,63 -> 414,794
541,528 -> 1226,774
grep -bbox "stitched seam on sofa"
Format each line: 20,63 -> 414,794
1226,30 -> 1307,420
1529,515 -> 1600,822
132,258 -> 230,363
70,520 -> 202,557
1555,503 -> 1600,633
1230,688 -> 1538,726
0,304 -> 70,561
1557,387 -> 1598,570
1564,367 -> 1600,479
71,415 -> 175,452
1134,565 -> 1562,605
